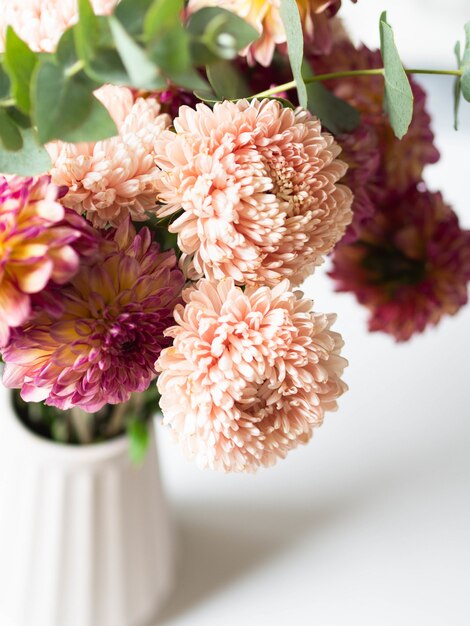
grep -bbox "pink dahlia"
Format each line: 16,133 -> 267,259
2,221 -> 185,412
48,85 -> 171,227
330,187 -> 470,342
156,278 -> 348,472
187,0 -> 346,66
309,41 -> 440,196
0,176 -> 96,347
155,99 -> 352,286
0,0 -> 117,53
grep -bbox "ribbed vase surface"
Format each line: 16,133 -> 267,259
0,389 -> 175,626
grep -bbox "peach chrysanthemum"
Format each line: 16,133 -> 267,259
187,0 -> 345,66
156,278 -> 348,472
0,0 -> 117,53
47,85 -> 171,227
0,176 -> 97,347
155,99 -> 352,287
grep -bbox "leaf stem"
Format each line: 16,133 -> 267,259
252,67 -> 463,98
65,59 -> 85,79
0,98 -> 16,107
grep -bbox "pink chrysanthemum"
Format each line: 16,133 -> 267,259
0,0 -> 117,53
330,186 -> 470,342
187,0 -> 347,66
0,176 -> 97,347
47,85 -> 171,227
2,221 -> 185,412
156,278 -> 348,472
155,99 -> 352,286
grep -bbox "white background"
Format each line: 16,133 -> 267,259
154,2 -> 470,625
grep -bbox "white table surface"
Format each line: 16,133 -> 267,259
154,7 -> 470,624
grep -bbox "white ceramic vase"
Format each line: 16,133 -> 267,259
0,388 -> 175,626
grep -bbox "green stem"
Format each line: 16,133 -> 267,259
65,59 -> 85,79
252,67 -> 462,98
0,97 -> 16,107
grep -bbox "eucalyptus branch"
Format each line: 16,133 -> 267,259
64,59 -> 85,79
252,68 -> 463,99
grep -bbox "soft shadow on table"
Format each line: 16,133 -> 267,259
155,426 -> 461,625
156,476 -> 393,625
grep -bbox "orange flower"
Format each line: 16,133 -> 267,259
187,0 -> 343,66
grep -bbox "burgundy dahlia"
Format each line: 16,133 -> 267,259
2,221 -> 185,411
329,187 -> 470,341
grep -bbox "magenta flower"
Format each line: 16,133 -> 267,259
2,221 -> 185,412
156,278 -> 348,472
0,176 -> 96,347
330,187 -> 470,341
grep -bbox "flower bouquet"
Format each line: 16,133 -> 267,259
0,0 -> 469,624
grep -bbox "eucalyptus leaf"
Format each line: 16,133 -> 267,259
109,16 -> 166,89
59,94 -> 117,142
34,62 -> 91,143
75,1 -> 129,85
0,110 -> 23,151
114,0 -> 154,36
454,41 -> 462,130
168,67 -> 209,92
86,47 -> 130,85
302,61 -> 360,134
7,107 -> 31,129
461,67 -> 470,102
3,27 -> 38,113
461,21 -> 470,102
0,67 -> 11,102
379,12 -> 414,139
75,0 -> 100,64
188,7 -> 259,64
279,0 -> 307,108
193,89 -> 218,103
144,0 -> 184,41
56,28 -> 79,71
0,128 -> 51,175
207,61 -> 251,99
144,0 -> 204,88
33,62 -> 117,143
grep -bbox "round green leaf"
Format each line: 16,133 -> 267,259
0,128 -> 51,175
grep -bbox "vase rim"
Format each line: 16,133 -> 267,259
0,385 -> 135,466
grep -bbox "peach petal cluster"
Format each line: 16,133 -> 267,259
330,187 -> 470,341
0,0 -> 117,53
156,278 -> 347,472
187,0 -> 346,66
47,85 -> 172,227
155,98 -> 352,286
2,221 -> 185,412
0,176 -> 95,347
